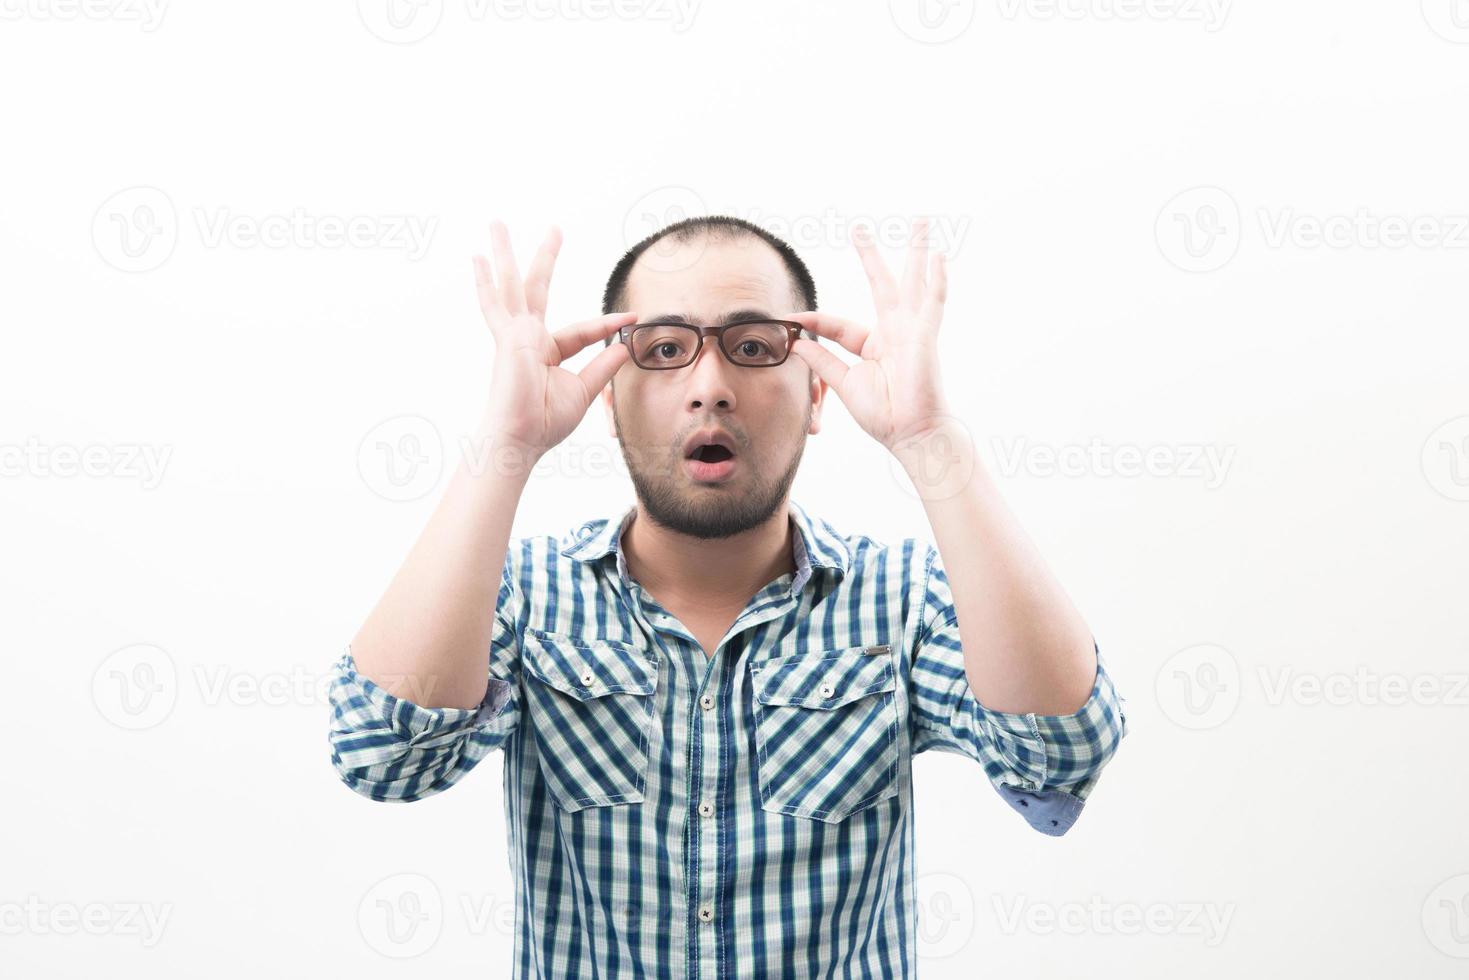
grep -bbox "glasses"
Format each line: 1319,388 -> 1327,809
615,319 -> 804,370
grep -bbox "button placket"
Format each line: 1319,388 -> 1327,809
692,663 -> 723,966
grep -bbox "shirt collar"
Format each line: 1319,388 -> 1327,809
558,497 -> 850,590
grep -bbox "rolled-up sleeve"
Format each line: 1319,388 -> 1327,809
327,568 -> 522,803
908,544 -> 1128,836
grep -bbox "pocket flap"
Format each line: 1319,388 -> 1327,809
523,628 -> 658,700
753,645 -> 896,709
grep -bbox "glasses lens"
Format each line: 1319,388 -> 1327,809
721,321 -> 789,366
630,324 -> 699,368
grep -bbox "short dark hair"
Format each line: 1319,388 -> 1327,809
601,215 -> 818,347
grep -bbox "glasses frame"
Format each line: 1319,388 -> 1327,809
615,319 -> 805,370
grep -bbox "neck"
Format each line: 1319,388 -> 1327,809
620,499 -> 797,611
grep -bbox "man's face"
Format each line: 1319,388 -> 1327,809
601,234 -> 825,540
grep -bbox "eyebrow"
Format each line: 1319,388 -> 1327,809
641,308 -> 775,327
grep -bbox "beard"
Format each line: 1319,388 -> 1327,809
613,402 -> 811,541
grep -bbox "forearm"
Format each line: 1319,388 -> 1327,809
896,419 -> 1096,715
350,421 -> 538,710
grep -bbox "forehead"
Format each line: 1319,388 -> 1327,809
624,234 -> 795,318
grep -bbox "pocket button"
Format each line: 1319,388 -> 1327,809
819,682 -> 835,698
580,670 -> 595,686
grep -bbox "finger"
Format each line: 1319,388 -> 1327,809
791,337 -> 851,391
489,220 -> 526,316
782,311 -> 869,359
852,223 -> 899,310
472,254 -> 507,330
919,251 -> 948,328
575,340 -> 632,403
900,216 -> 930,310
552,311 -> 640,363
523,225 -> 562,321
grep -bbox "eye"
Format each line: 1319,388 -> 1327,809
723,322 -> 787,364
640,334 -> 691,362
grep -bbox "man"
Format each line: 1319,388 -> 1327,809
328,214 -> 1128,977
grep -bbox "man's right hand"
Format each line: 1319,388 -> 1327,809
474,220 -> 636,465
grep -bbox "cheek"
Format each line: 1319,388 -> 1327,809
775,381 -> 815,426
748,391 -> 811,457
617,387 -> 679,444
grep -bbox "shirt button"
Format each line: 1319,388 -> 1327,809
581,671 -> 595,686
700,694 -> 714,711
698,801 -> 713,818
819,682 -> 835,698
698,904 -> 713,923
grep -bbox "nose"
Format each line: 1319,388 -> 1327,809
685,334 -> 736,411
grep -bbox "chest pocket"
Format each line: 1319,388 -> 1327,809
522,628 -> 659,812
750,645 -> 901,823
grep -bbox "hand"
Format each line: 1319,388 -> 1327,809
473,220 -> 634,459
784,216 -> 953,453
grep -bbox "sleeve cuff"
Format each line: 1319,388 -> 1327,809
975,641 -> 1128,834
330,648 -> 514,766
995,784 -> 1087,836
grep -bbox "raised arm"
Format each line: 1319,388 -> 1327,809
348,220 -> 635,710
786,217 -> 1098,716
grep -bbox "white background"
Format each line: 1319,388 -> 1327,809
3,1 -> 1468,977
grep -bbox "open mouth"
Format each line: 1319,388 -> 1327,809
689,444 -> 735,464
684,438 -> 739,482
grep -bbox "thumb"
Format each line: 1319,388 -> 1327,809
577,341 -> 631,405
791,337 -> 849,391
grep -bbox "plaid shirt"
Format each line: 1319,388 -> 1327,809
328,498 -> 1129,978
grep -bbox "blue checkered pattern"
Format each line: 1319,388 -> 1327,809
328,498 -> 1129,977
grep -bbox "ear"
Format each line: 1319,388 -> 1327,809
807,367 -> 826,436
601,378 -> 617,438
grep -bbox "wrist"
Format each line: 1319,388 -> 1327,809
889,414 -> 979,502
465,423 -> 546,481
